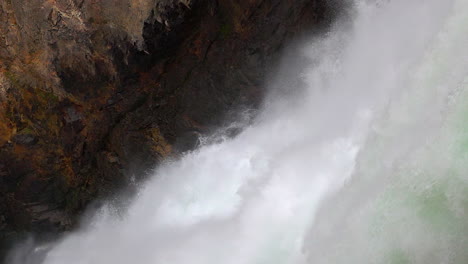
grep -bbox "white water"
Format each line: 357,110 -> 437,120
9,0 -> 468,263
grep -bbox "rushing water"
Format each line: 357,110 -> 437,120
8,0 -> 468,263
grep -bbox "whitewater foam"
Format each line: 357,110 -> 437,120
7,0 -> 468,263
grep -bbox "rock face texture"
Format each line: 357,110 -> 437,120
0,0 -> 342,255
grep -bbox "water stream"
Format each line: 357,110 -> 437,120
8,0 -> 468,263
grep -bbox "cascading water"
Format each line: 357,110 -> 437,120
8,0 -> 468,263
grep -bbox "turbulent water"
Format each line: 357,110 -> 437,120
8,0 -> 468,263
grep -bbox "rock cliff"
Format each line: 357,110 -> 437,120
0,0 -> 343,256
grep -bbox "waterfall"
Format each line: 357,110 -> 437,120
8,0 -> 468,263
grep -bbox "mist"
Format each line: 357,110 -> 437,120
7,0 -> 468,263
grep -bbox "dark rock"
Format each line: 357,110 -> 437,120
12,135 -> 37,146
64,107 -> 83,123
